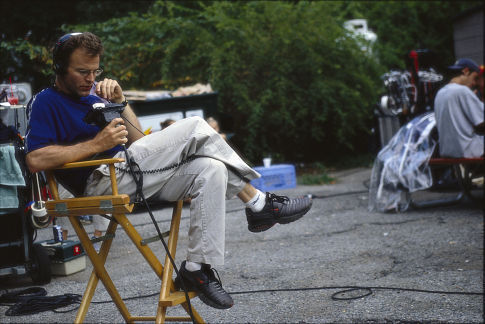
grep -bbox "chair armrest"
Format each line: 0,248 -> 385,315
55,158 -> 125,169
46,194 -> 133,217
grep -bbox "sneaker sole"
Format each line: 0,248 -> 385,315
198,292 -> 233,309
248,222 -> 276,233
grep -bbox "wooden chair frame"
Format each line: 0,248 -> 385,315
44,158 -> 204,323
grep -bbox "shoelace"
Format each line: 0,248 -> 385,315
206,266 -> 223,286
266,193 -> 289,211
206,267 -> 232,302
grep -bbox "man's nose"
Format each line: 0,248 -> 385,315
85,72 -> 96,82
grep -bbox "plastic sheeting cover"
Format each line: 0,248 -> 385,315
368,112 -> 436,212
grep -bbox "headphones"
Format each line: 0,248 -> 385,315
53,32 -> 82,74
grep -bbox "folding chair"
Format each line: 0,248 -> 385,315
44,157 -> 204,323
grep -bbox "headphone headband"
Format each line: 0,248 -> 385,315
53,32 -> 82,74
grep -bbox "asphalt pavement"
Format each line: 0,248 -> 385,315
0,167 -> 483,323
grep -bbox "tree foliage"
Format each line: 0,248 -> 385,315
1,0 -> 481,163
67,1 -> 382,162
334,1 -> 481,71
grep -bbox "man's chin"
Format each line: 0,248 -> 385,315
78,90 -> 91,97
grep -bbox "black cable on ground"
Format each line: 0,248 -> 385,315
5,294 -> 81,316
228,285 -> 484,300
2,283 -> 482,317
0,287 -> 46,303
0,287 -> 81,316
309,190 -> 368,200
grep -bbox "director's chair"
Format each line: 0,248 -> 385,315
44,158 -> 204,323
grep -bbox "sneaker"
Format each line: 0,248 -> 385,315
246,192 -> 312,232
174,261 -> 234,309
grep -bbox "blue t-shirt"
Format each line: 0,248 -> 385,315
26,87 -> 123,195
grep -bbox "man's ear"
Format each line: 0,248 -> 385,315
462,67 -> 470,76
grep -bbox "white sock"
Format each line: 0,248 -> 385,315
246,190 -> 266,212
185,261 -> 202,272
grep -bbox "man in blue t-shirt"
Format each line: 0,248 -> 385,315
26,86 -> 127,194
26,33 -> 141,194
25,32 -> 312,310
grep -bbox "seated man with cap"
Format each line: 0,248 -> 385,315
434,58 -> 484,158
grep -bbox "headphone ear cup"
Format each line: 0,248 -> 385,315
53,63 -> 64,75
53,48 -> 61,74
53,35 -> 66,74
53,33 -> 82,75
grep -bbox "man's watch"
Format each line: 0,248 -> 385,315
119,96 -> 128,106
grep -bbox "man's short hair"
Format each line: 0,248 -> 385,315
53,32 -> 104,74
160,119 -> 175,129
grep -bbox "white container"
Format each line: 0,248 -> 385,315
50,255 -> 86,276
263,157 -> 272,168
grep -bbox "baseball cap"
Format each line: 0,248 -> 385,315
448,58 -> 480,73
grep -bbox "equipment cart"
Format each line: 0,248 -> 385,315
0,104 -> 51,284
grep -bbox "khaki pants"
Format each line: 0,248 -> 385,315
85,116 -> 260,265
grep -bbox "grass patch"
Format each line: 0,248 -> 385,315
297,162 -> 336,185
296,153 -> 375,185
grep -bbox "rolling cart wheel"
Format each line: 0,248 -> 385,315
30,244 -> 52,284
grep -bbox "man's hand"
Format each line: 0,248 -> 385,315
96,78 -> 125,103
475,122 -> 485,135
95,77 -> 144,144
92,117 -> 129,150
